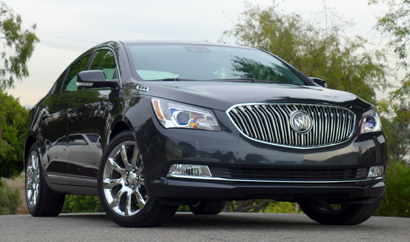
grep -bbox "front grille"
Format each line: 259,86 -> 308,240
211,167 -> 368,181
227,103 -> 355,148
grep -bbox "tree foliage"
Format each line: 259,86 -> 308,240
0,91 -> 27,179
382,108 -> 410,164
369,0 -> 410,103
370,0 -> 410,66
0,1 -> 39,90
223,4 -> 388,104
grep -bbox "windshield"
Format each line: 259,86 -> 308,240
127,44 -> 307,85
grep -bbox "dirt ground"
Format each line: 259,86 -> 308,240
3,176 -> 29,214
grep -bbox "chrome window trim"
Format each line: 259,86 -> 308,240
226,103 -> 356,149
167,174 -> 383,184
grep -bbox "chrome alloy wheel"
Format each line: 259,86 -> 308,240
102,141 -> 148,217
26,150 -> 40,208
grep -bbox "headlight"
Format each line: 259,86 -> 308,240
360,109 -> 382,134
151,98 -> 221,131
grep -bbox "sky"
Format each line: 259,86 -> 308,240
5,0 -> 388,106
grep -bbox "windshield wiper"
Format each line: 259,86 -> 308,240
150,78 -> 202,82
208,78 -> 256,83
212,78 -> 297,84
150,78 -> 180,81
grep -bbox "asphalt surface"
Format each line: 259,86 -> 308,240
0,213 -> 408,242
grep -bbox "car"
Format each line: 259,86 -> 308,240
24,40 -> 386,227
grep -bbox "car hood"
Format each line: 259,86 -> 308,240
135,81 -> 371,112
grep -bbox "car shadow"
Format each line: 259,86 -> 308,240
167,213 -> 328,230
59,212 -> 380,231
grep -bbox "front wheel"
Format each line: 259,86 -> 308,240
299,196 -> 383,225
98,131 -> 177,227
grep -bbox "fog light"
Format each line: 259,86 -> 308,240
368,166 -> 384,178
168,164 -> 212,177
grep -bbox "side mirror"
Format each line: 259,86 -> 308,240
309,77 -> 327,88
77,70 -> 120,88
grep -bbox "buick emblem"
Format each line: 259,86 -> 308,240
290,110 -> 313,134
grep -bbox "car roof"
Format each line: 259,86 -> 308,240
119,40 -> 254,49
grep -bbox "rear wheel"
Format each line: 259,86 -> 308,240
98,131 -> 177,227
299,197 -> 383,225
25,143 -> 65,216
189,201 -> 226,215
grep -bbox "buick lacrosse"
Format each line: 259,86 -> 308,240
24,41 -> 386,227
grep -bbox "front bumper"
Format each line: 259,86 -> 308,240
148,176 -> 385,203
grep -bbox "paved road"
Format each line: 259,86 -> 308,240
0,213 -> 408,242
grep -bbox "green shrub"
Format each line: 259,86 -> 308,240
178,205 -> 190,212
374,161 -> 410,217
225,199 -> 301,213
62,195 -> 103,213
262,201 -> 301,213
0,181 -> 22,215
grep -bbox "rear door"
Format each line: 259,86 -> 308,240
38,70 -> 71,183
43,54 -> 92,184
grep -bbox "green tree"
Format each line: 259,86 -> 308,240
0,91 -> 27,180
223,4 -> 388,104
369,0 -> 410,67
369,0 -> 410,102
0,1 -> 39,90
0,2 -> 38,180
368,1 -> 410,218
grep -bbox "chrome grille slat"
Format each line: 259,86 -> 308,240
254,105 -> 273,142
249,106 -> 267,141
227,103 -> 356,149
261,105 -> 280,143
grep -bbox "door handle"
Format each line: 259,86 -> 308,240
68,112 -> 78,121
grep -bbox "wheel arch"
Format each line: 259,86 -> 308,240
108,118 -> 134,145
24,135 -> 37,166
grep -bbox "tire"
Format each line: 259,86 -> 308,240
98,131 -> 177,227
189,201 -> 226,215
25,143 -> 65,216
299,196 -> 383,225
